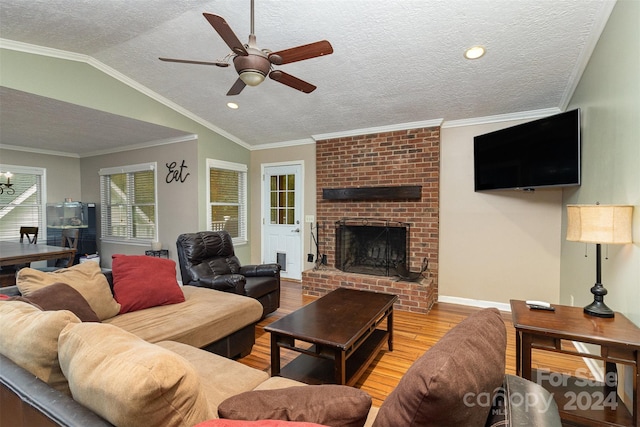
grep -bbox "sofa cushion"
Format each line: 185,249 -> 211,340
157,340 -> 269,413
218,385 -> 372,427
372,307 -> 507,427
105,286 -> 262,347
195,420 -> 328,427
112,254 -> 185,313
17,282 -> 100,322
16,262 -> 120,320
58,323 -> 213,427
0,300 -> 80,395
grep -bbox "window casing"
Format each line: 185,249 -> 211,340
207,159 -> 247,245
0,165 -> 46,241
99,163 -> 157,244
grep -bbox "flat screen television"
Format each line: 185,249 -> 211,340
474,109 -> 581,191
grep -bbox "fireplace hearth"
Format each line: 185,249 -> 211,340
335,218 -> 409,277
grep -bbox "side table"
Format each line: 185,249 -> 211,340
510,300 -> 640,427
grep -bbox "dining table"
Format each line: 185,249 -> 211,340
0,241 -> 76,284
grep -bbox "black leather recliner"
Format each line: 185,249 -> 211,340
176,230 -> 280,318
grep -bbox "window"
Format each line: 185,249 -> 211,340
269,173 -> 296,225
99,163 -> 157,244
0,165 -> 46,241
207,159 -> 247,244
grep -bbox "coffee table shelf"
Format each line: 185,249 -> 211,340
279,329 -> 389,386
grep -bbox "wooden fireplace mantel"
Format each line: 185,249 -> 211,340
322,185 -> 422,201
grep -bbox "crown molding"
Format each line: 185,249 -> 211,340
0,38 -> 250,151
80,134 -> 198,158
0,143 -> 80,158
0,134 -> 198,158
312,119 -> 444,141
251,138 -> 316,151
558,0 -> 616,111
0,39 -> 89,62
441,107 -> 562,129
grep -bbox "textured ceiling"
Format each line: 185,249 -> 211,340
0,0 -> 616,155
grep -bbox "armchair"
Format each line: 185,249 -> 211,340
176,231 -> 280,318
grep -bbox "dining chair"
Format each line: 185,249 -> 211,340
0,227 -> 40,286
19,226 -> 39,244
36,228 -> 80,272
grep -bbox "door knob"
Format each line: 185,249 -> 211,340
292,228 -> 300,232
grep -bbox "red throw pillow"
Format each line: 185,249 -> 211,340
112,255 -> 185,314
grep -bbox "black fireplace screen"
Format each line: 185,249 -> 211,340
335,218 -> 409,277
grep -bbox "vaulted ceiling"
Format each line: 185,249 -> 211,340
0,0 -> 616,155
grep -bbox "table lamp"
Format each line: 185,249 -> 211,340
566,204 -> 633,318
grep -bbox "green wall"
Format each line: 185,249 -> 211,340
562,0 -> 640,324
0,47 -> 252,264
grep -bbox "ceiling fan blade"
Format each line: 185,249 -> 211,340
203,13 -> 248,56
227,78 -> 246,96
268,40 -> 333,65
159,57 -> 229,67
269,70 -> 316,93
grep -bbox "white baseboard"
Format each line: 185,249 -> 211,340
437,295 -> 512,312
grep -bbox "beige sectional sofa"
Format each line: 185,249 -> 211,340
3,259 -> 264,358
0,300 -> 372,427
1,270 -> 563,427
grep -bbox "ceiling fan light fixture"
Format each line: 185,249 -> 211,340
464,45 -> 486,60
239,70 -> 266,86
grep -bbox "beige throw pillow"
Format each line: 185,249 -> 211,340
0,300 -> 81,395
17,262 -> 120,320
58,322 -> 213,427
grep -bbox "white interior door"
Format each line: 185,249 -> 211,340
262,164 -> 303,280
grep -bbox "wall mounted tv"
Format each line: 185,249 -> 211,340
474,109 -> 581,191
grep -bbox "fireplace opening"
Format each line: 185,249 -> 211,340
335,218 -> 410,277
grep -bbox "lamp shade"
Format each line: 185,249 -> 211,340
566,204 -> 633,244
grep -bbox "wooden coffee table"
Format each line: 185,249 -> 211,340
265,287 -> 397,386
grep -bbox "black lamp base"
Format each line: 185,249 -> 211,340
584,301 -> 615,318
583,282 -> 615,318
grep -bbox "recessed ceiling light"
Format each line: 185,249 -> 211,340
464,46 -> 486,60
227,102 -> 239,109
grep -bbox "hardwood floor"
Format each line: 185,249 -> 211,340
238,280 -> 593,407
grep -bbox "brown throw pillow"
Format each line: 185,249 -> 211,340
372,307 -> 506,427
218,385 -> 372,427
16,262 -> 120,320
195,420 -> 329,427
20,282 -> 100,322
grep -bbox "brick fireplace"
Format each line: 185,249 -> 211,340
302,126 -> 440,313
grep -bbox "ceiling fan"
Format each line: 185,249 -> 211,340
159,0 -> 333,96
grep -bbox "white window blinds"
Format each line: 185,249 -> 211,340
99,163 -> 157,243
0,165 -> 45,242
207,159 -> 247,244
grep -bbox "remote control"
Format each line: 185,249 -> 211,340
527,304 -> 555,311
525,300 -> 551,308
